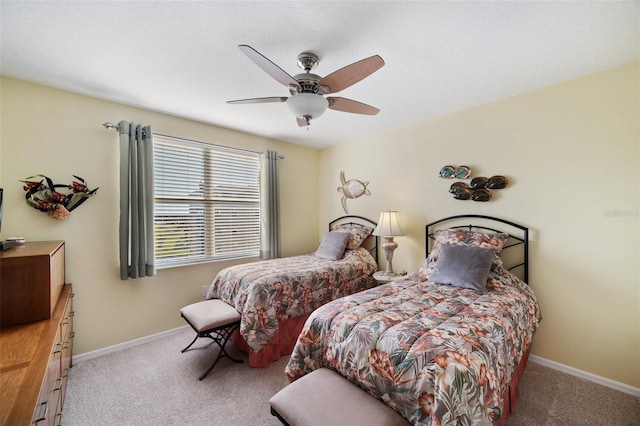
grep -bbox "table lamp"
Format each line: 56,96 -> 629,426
372,210 -> 406,277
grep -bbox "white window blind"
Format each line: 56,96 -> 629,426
153,134 -> 260,267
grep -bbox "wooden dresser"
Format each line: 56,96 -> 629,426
0,241 -> 73,425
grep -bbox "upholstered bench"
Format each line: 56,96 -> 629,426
180,299 -> 243,380
269,368 -> 410,426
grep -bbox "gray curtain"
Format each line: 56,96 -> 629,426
118,121 -> 155,280
260,150 -> 281,259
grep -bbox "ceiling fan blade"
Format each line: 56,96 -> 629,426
327,97 -> 380,115
227,96 -> 288,104
319,55 -> 384,94
238,45 -> 301,91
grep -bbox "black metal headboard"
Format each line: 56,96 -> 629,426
329,215 -> 378,264
426,215 -> 529,283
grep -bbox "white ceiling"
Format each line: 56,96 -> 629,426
1,1 -> 638,149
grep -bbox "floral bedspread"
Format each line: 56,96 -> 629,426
206,247 -> 378,352
285,267 -> 541,425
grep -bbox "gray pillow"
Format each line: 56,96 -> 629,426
429,244 -> 497,292
315,232 -> 350,260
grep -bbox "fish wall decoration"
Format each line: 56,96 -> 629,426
439,165 -> 509,202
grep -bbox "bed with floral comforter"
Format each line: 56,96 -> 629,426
206,245 -> 378,357
285,260 -> 541,425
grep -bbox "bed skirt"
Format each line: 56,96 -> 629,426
230,314 -> 312,368
496,344 -> 532,425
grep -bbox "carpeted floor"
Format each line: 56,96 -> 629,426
63,327 -> 639,425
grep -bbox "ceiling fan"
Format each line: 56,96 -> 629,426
227,45 -> 385,127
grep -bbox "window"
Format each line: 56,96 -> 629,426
153,134 -> 260,267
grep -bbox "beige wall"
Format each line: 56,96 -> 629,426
0,77 -> 320,354
319,62 -> 639,388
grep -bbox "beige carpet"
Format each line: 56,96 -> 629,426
63,327 -> 639,425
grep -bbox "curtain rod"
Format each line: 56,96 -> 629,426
102,122 -> 284,159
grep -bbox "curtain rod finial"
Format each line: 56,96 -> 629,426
103,122 -> 118,130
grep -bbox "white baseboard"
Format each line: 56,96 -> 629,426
73,330 -> 640,398
73,325 -> 190,364
529,355 -> 640,397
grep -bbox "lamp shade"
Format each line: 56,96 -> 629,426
286,93 -> 329,119
372,211 -> 406,237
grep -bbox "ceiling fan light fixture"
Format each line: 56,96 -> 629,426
286,93 -> 329,120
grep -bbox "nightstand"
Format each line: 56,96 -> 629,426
373,271 -> 395,284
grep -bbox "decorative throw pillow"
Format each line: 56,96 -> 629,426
429,244 -> 497,292
315,232 -> 350,260
330,224 -> 373,250
424,229 -> 509,270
